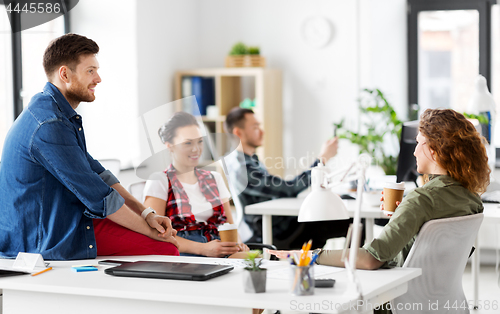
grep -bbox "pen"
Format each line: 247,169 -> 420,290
31,267 -> 53,277
309,253 -> 319,265
71,264 -> 99,268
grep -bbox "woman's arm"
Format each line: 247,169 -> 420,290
176,236 -> 240,257
223,201 -> 235,224
144,196 -> 242,256
268,248 -> 384,270
316,249 -> 384,270
222,201 -> 249,251
144,195 -> 167,216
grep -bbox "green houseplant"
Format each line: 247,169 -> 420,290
226,42 -> 265,67
229,42 -> 248,55
243,250 -> 266,293
334,88 -> 403,175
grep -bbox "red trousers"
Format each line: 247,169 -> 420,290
93,218 -> 179,256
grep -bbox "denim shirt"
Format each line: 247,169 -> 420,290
0,82 -> 124,260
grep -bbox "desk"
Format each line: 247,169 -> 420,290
245,198 -> 386,247
245,199 -> 500,308
0,255 -> 420,314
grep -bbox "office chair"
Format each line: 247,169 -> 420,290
128,181 -> 147,202
391,213 -> 484,314
98,158 -> 121,176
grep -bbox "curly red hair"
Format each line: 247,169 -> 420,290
419,109 -> 490,194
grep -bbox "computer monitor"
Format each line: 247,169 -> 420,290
396,120 -> 420,183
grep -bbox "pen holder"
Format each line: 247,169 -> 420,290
291,265 -> 314,296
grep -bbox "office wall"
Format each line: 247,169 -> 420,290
69,0 -> 407,174
197,0 -> 360,174
359,0 -> 408,120
196,0 -> 407,175
70,0 -> 140,165
135,0 -> 199,165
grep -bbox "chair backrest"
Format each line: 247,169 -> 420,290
226,179 -> 253,242
128,181 -> 146,202
98,159 -> 121,176
391,213 -> 484,314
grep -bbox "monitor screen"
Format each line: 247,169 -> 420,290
396,120 -> 420,183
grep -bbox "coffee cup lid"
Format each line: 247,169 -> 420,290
384,182 -> 405,190
218,223 -> 237,231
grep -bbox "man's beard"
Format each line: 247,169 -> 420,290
247,138 -> 261,149
66,81 -> 95,104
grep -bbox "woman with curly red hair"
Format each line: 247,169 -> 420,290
270,108 -> 490,270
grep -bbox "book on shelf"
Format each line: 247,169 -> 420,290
181,76 -> 215,116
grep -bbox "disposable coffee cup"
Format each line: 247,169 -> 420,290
218,223 -> 238,243
383,182 -> 405,215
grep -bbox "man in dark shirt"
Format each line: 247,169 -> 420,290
225,108 -> 355,249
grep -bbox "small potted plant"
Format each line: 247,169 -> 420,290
225,42 -> 266,67
243,250 -> 267,293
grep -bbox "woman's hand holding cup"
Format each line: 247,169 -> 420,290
380,182 -> 405,217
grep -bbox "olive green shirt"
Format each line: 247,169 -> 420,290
365,175 -> 483,267
317,175 -> 483,267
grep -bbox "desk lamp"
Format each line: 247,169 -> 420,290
298,154 -> 371,299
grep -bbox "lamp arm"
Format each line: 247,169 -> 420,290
320,161 -> 359,189
322,162 -> 356,180
322,173 -> 359,190
344,155 -> 370,298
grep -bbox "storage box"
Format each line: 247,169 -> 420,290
225,55 -> 266,67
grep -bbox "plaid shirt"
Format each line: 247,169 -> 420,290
225,151 -> 319,239
165,165 -> 227,241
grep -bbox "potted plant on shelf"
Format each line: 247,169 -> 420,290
225,42 -> 266,68
243,250 -> 267,293
334,88 -> 403,175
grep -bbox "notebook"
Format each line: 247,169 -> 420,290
104,261 -> 234,281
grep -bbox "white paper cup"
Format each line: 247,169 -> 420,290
218,223 -> 238,243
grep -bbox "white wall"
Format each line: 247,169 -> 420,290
70,0 -> 408,176
195,0 -> 408,175
135,0 -> 199,167
359,0 -> 408,120
71,0 -> 140,167
197,0 -> 361,176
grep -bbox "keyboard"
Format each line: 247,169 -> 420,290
481,190 -> 500,203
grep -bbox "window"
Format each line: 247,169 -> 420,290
21,17 -> 65,107
0,10 -> 13,158
492,4 -> 500,143
417,10 -> 479,113
408,0 -> 494,119
0,2 -> 69,158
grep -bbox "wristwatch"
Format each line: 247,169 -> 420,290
141,207 -> 156,219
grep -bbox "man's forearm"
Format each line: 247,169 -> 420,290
106,204 -> 152,237
111,183 -> 145,215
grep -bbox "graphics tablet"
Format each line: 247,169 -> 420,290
104,261 -> 234,281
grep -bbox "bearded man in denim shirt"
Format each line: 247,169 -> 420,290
0,34 -> 178,260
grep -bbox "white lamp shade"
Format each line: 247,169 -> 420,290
298,189 -> 350,222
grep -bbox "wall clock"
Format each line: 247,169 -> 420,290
301,16 -> 333,49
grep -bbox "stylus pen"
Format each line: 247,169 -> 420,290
31,267 -> 53,277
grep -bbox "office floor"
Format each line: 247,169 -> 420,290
463,264 -> 500,314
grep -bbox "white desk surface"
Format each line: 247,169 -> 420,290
0,255 -> 420,314
245,198 -> 386,218
482,203 -> 500,223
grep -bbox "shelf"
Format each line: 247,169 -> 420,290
174,68 -> 283,176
